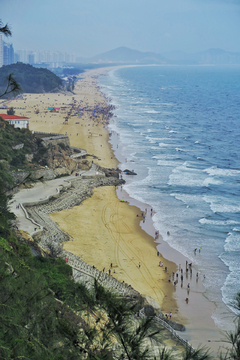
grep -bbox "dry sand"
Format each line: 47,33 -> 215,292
3,67 -> 231,356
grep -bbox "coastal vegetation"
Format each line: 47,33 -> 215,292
0,116 -> 46,171
0,63 -> 62,95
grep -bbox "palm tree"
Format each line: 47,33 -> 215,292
0,20 -> 11,36
0,19 -> 22,98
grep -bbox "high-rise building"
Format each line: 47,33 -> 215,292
0,35 -> 3,68
14,47 -> 76,65
14,53 -> 20,63
2,42 -> 14,65
9,44 -> 14,64
28,53 -> 35,64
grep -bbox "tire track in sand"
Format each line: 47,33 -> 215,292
101,197 -> 165,302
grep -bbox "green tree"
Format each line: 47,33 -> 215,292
0,20 -> 21,98
219,294 -> 240,360
0,20 -> 11,37
7,107 -> 15,115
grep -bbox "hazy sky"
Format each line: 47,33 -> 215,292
1,0 -> 240,57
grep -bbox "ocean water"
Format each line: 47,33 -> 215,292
99,65 -> 240,330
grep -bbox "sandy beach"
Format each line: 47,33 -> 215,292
2,67 -> 232,356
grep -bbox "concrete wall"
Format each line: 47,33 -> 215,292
32,131 -> 70,148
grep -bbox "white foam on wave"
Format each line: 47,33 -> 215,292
224,232 -> 240,252
145,109 -> 160,114
221,272 -> 240,317
149,119 -> 162,124
145,136 -> 165,144
204,166 -> 240,177
169,130 -> 177,133
203,177 -> 222,187
159,142 -> 173,147
157,160 -> 179,167
152,154 -> 180,160
203,196 -> 240,214
150,146 -> 161,150
199,218 -> 239,226
168,164 -> 205,187
170,193 -> 203,204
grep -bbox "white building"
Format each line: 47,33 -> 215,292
0,114 -> 30,129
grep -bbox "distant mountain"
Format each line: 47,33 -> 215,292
76,46 -> 240,65
77,46 -> 166,64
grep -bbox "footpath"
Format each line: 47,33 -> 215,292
10,165 -> 192,351
10,164 -> 101,236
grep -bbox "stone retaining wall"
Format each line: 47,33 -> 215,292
21,175 -> 137,297
63,250 -> 138,297
24,176 -> 124,247
33,131 -> 70,148
12,169 -> 56,185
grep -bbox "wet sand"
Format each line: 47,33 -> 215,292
3,67 -> 232,357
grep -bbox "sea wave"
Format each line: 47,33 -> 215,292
203,166 -> 240,177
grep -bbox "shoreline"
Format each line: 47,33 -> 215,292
5,66 -> 233,356
99,68 -> 233,354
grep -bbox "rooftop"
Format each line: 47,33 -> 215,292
0,114 -> 30,120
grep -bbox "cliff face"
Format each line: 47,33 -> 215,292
11,143 -> 91,185
44,144 -> 91,176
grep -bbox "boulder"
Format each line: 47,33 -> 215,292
123,169 -> 137,175
143,304 -> 155,317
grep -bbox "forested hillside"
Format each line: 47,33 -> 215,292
0,63 -> 62,95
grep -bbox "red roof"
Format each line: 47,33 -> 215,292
0,114 -> 29,120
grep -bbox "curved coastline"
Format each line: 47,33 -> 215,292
6,66 -> 232,356
97,67 -> 234,355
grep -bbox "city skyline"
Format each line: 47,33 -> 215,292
0,35 -> 77,67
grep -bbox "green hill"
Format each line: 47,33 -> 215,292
0,63 -> 62,95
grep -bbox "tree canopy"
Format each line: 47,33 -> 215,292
0,63 -> 62,95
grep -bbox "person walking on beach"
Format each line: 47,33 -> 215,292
138,262 -> 141,268
170,312 -> 172,320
